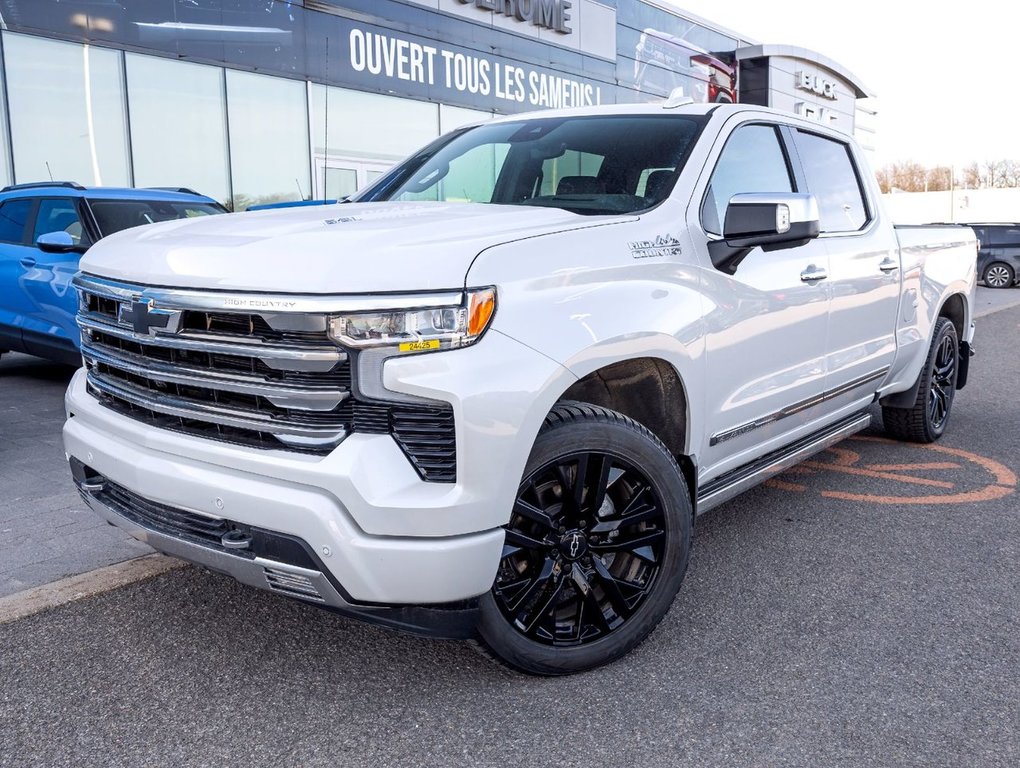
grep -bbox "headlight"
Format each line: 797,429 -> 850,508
327,287 -> 496,352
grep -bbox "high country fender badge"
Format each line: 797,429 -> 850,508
628,234 -> 682,259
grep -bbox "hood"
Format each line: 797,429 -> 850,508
80,201 -> 626,293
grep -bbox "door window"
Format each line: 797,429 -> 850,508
793,130 -> 869,232
32,198 -> 89,247
701,124 -> 793,235
0,198 -> 32,243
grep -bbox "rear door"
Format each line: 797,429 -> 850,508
688,119 -> 831,479
789,128 -> 900,410
0,197 -> 38,352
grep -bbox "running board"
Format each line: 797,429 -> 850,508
696,412 -> 872,515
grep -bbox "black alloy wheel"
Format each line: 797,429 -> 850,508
883,317 -> 959,443
492,451 -> 667,646
928,331 -> 956,431
476,403 -> 692,675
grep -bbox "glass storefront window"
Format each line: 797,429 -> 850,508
310,84 -> 439,163
439,105 -> 493,135
126,55 -> 230,204
226,70 -> 310,210
3,32 -> 130,186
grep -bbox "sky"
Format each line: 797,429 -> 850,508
661,0 -> 1020,170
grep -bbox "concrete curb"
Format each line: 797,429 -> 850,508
0,554 -> 186,625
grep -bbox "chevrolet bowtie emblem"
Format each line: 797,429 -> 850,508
118,299 -> 181,335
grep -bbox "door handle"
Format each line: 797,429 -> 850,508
800,264 -> 828,282
19,256 -> 36,269
878,256 -> 899,273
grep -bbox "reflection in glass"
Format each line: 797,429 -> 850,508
439,104 -> 492,134
226,70 -> 310,210
310,84 -> 438,163
126,54 -> 230,203
3,32 -> 130,186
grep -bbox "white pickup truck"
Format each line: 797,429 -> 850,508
64,103 -> 976,675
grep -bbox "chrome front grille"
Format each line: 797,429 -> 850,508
77,275 -> 351,452
75,275 -> 459,480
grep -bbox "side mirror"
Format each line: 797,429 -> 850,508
36,231 -> 78,254
708,193 -> 820,274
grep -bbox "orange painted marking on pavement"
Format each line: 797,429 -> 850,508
811,436 -> 1018,505
799,460 -> 956,489
865,462 -> 961,472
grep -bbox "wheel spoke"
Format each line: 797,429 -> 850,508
590,528 -> 665,554
504,528 -> 548,553
508,558 -> 556,614
520,574 -> 565,635
571,567 -> 615,632
512,498 -> 558,532
590,558 -> 634,620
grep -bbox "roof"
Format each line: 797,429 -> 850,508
0,182 -> 218,203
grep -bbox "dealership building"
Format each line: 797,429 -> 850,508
0,0 -> 873,209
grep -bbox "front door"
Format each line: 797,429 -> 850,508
688,119 -> 831,481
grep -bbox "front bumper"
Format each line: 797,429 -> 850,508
70,460 -> 479,638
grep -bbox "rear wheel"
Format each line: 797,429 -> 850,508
882,317 -> 958,443
982,262 -> 1014,288
476,402 -> 692,675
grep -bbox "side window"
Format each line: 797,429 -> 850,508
793,130 -> 869,233
988,227 -> 1020,247
32,198 -> 90,247
0,198 -> 33,244
701,124 -> 793,236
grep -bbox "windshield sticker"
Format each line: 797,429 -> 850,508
629,235 -> 682,259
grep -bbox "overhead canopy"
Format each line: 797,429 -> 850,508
735,44 -> 874,99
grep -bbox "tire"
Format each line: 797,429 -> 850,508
882,317 -> 959,443
476,402 -> 693,676
982,262 -> 1014,289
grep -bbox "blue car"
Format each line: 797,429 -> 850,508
0,182 -> 225,366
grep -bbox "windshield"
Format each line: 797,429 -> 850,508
359,114 -> 705,216
87,199 -> 224,237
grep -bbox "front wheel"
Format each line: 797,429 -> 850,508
982,262 -> 1015,289
882,317 -> 959,443
476,402 -> 692,675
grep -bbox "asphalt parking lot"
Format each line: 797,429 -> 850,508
1,293 -> 1018,767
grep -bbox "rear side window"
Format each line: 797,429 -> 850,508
701,124 -> 794,236
0,198 -> 32,244
794,130 -> 869,233
987,226 -> 1020,246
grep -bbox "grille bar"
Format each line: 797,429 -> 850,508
81,340 -> 346,411
79,314 -> 343,372
87,369 -> 347,448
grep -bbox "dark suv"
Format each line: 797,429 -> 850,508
0,182 -> 225,366
970,223 -> 1020,289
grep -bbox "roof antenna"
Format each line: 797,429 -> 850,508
323,35 -> 330,204
663,87 -> 694,109
45,161 -> 54,181
295,176 -> 305,201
